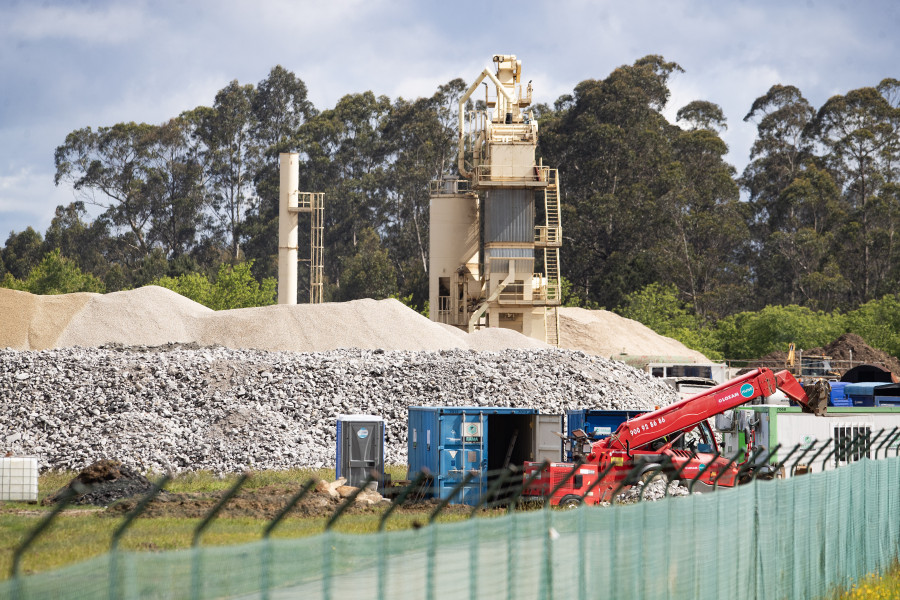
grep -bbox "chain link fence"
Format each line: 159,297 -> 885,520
3,428 -> 899,600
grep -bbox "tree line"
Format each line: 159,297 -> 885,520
2,57 -> 899,355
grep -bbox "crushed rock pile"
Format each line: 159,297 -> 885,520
614,478 -> 691,504
0,346 -> 677,473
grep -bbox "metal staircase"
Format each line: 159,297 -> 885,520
544,306 -> 560,346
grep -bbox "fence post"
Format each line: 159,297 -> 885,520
470,466 -> 516,516
688,451 -> 721,493
109,474 -> 171,600
772,442 -> 802,475
735,447 -> 770,484
805,438 -> 832,472
191,473 -> 249,600
862,428 -> 884,459
322,473 -> 378,600
540,460 -> 583,600
610,462 -> 647,504
875,427 -> 898,459
11,481 -> 86,600
378,470 -> 429,531
260,479 -> 316,600
787,441 -> 817,476
325,473 -> 377,531
376,471 -> 429,600
709,448 -> 746,488
665,451 -> 699,497
506,460 -> 548,513
822,436 -> 851,471
579,463 -> 616,502
638,456 -> 674,502
426,472 -> 475,600
750,444 -> 782,482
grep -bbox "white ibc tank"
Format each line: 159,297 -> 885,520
0,456 -> 38,501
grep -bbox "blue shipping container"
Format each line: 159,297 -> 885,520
407,406 -> 561,505
874,383 -> 900,406
845,382 -> 885,407
565,409 -> 648,460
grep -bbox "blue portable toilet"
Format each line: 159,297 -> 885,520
407,407 -> 562,505
845,382 -> 883,407
829,382 -> 852,407
336,414 -> 385,488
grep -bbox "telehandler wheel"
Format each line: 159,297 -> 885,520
558,495 -> 583,509
639,466 -> 668,487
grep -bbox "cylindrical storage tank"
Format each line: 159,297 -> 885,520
336,414 -> 385,489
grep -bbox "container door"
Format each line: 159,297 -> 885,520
343,421 -> 384,487
437,412 -> 485,505
534,414 -> 563,463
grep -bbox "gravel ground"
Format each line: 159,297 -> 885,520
0,345 -> 677,473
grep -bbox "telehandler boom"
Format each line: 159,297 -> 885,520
523,368 -> 829,506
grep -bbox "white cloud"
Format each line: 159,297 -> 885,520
0,167 -> 75,237
4,3 -> 157,45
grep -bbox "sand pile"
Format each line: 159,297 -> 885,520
1,287 -> 702,357
196,298 -> 467,352
558,307 -> 710,361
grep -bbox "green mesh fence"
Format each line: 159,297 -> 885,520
3,455 -> 899,600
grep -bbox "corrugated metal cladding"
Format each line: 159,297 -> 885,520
486,247 -> 533,275
484,189 -> 533,242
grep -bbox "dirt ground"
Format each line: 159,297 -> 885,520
40,461 -> 466,521
103,484 -> 454,520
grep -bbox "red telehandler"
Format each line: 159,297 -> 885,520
522,368 -> 829,506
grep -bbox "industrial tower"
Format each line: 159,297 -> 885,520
429,55 -> 562,345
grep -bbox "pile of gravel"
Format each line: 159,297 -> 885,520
0,345 -> 677,473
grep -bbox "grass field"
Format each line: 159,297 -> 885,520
0,466 -> 480,579
2,469 -> 898,599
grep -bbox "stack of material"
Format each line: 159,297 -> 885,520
0,345 -> 677,472
0,287 -> 707,358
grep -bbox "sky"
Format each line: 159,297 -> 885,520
1,0 -> 898,240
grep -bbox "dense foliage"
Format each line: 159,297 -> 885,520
3,60 -> 899,357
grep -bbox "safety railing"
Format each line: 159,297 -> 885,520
533,225 -> 562,246
428,179 -> 471,196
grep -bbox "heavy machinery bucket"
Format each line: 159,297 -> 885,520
774,370 -> 829,416
800,380 -> 830,416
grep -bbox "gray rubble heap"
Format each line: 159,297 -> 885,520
0,345 -> 677,473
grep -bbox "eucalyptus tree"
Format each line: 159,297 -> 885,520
539,55 -> 685,308
380,79 -> 465,305
741,85 -> 824,307
144,113 -> 210,260
296,91 -> 392,294
198,80 -> 258,261
812,84 -> 900,302
54,122 -> 158,259
242,66 -> 317,280
662,101 -> 750,319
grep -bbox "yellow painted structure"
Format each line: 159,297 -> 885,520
429,55 -> 562,345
